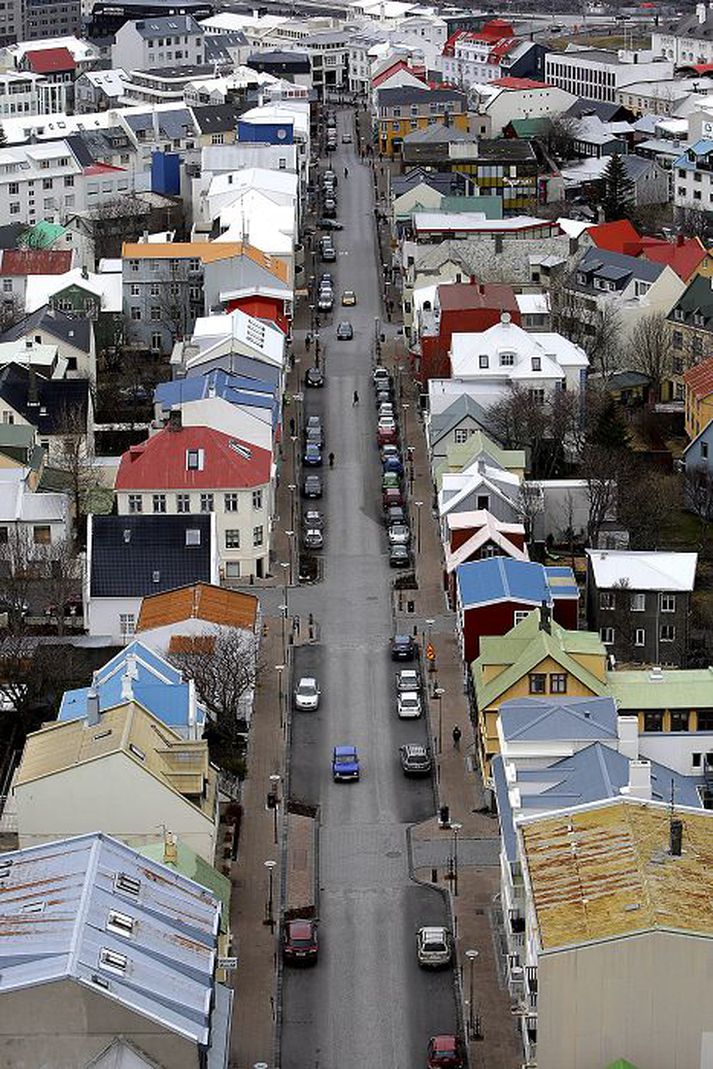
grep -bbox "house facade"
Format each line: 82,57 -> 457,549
376,85 -> 468,158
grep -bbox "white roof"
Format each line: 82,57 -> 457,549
25,268 -> 122,314
191,308 -> 284,366
207,168 -> 298,221
7,36 -> 100,62
586,550 -> 698,592
215,195 -> 295,253
239,103 -> 309,138
557,217 -> 591,239
414,213 -> 554,232
515,292 -> 550,315
199,11 -> 285,31
449,320 -> 588,380
0,469 -> 67,523
81,69 -> 127,94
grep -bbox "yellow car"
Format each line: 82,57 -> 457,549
341,290 -> 357,306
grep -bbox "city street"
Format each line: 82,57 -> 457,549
280,111 -> 459,1069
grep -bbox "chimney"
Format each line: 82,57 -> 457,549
618,715 -> 639,761
677,233 -> 685,246
539,601 -> 551,633
27,367 -> 39,407
168,408 -> 182,431
87,677 -> 100,727
163,829 -> 178,865
81,266 -> 89,280
188,677 -> 197,739
670,818 -> 683,856
120,669 -> 134,701
622,759 -> 651,801
697,2 -> 706,23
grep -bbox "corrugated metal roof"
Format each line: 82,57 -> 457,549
136,582 -> 258,633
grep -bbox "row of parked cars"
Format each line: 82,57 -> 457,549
373,367 -> 412,569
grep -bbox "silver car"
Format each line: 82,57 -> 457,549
416,926 -> 453,969
396,668 -> 421,693
397,691 -> 422,719
388,522 -> 410,546
294,677 -> 320,710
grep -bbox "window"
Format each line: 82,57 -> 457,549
660,624 -> 676,642
644,710 -> 664,732
499,352 -> 514,366
476,495 -> 489,511
630,593 -> 646,612
529,673 -> 546,694
130,307 -> 141,321
599,591 -> 615,610
33,525 -> 50,544
692,751 -> 702,767
150,283 -> 159,296
188,258 -> 200,273
252,488 -> 263,510
697,712 -> 713,731
529,388 -> 545,405
99,948 -> 127,976
119,614 -> 135,637
670,710 -> 690,731
479,354 -> 488,368
225,561 -> 241,578
152,494 -> 166,513
550,673 -> 567,694
200,493 -> 214,513
672,330 -> 683,349
253,525 -> 264,547
703,442 -> 709,460
127,494 -> 142,513
224,493 -> 238,512
453,428 -> 469,444
2,280 -> 11,293
531,357 -> 541,371
150,306 -> 160,321
660,593 -> 676,613
151,332 -> 162,350
42,176 -> 52,190
635,628 -> 646,647
225,528 -> 240,549
130,283 -> 139,296
176,493 -> 190,513
601,627 -> 615,645
186,449 -> 201,470
512,610 -> 529,626
106,909 -> 135,936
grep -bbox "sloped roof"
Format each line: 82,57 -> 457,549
116,426 -> 271,491
137,582 -> 259,633
0,364 -> 89,434
457,558 -> 577,610
445,519 -> 528,574
1,249 -> 73,276
684,354 -> 713,399
586,549 -> 697,592
429,394 -> 495,447
589,219 -> 641,255
608,665 -> 713,710
499,695 -> 618,743
89,514 -> 214,598
25,46 -> 76,73
637,235 -> 708,281
0,306 -> 92,354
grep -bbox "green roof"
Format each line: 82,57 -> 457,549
473,612 -> 607,708
441,194 -> 503,219
139,838 -> 231,931
608,667 -> 713,710
0,424 -> 34,448
506,117 -> 552,138
606,1061 -> 639,1069
19,220 -> 67,249
434,430 -> 526,489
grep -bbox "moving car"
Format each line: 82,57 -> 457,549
391,634 -> 416,661
397,691 -> 422,719
342,131 -> 352,143
294,676 -> 320,710
283,919 -> 319,964
303,443 -> 322,466
427,1035 -> 465,1069
400,744 -> 432,776
332,745 -> 360,781
303,528 -> 324,550
342,289 -> 357,305
306,367 -> 325,387
389,544 -> 410,568
336,321 -> 353,340
416,926 -> 453,968
396,668 -> 421,692
303,474 -> 323,498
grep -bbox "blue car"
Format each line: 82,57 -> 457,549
303,443 -> 323,466
332,745 -> 360,781
383,456 -> 404,476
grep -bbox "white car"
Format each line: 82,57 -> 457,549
416,926 -> 453,969
294,677 -> 320,710
397,691 -> 422,719
396,669 -> 421,693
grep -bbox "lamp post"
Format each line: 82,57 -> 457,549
415,500 -> 424,554
290,434 -> 298,481
275,664 -> 285,730
280,559 -> 290,600
264,859 -> 277,932
465,949 -> 479,1040
278,603 -> 287,662
452,822 -> 462,898
434,686 -> 445,755
288,483 -> 297,531
269,773 -> 281,845
407,445 -> 414,492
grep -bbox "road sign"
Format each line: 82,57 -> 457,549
425,643 -> 435,662
218,957 -> 238,970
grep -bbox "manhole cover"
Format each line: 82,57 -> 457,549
386,850 -> 402,858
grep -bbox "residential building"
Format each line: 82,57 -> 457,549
0,465 -> 68,543
0,305 -> 95,380
376,85 -> 468,158
24,0 -> 81,41
0,71 -> 46,116
0,0 -> 22,47
136,580 -> 258,653
434,433 -> 526,486
74,69 -> 128,113
440,19 -> 517,86
0,831 -> 232,1069
87,0 -> 213,38
672,138 -> 713,219
0,363 -> 92,460
0,247 -> 73,314
667,273 -> 713,402
586,549 -> 697,667
683,418 -> 713,516
516,798 -> 713,1069
545,48 -> 673,104
438,459 -> 522,529
172,307 -> 285,387
121,63 -> 217,105
653,4 -> 713,65
23,265 -> 122,355
58,639 -> 208,739
456,558 -> 578,662
85,513 -> 220,642
112,14 -> 206,72
20,46 -> 77,112
472,608 -> 609,777
481,79 -> 575,138
444,508 -> 527,604
115,422 -> 273,580
426,394 -> 497,462
685,354 -> 713,439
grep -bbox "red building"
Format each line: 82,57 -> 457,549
444,509 -> 528,605
225,294 -> 290,338
416,280 -> 521,380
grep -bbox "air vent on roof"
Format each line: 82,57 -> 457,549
123,529 -> 131,544
229,439 -> 252,460
152,570 -> 160,584
93,729 -> 111,741
186,528 -> 201,546
99,947 -> 128,976
129,743 -> 146,761
107,909 -> 135,936
91,973 -> 109,990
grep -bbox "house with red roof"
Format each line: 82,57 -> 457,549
20,47 -> 77,111
442,20 -> 547,92
684,356 -> 713,440
590,221 -> 711,281
115,419 -> 274,580
0,249 -> 75,311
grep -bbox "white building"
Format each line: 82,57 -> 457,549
545,47 -> 674,104
0,72 -> 46,118
112,15 -> 206,73
481,82 -> 577,137
653,3 -> 713,65
0,467 -> 69,546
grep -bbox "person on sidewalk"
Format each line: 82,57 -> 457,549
452,725 -> 462,750
353,390 -> 359,406
328,451 -> 335,468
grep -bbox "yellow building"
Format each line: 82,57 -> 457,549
472,609 -> 608,778
376,85 -> 468,158
684,354 -> 713,439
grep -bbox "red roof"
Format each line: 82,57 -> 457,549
684,356 -> 713,399
83,163 -> 126,176
589,219 -> 642,255
1,249 -> 73,276
372,59 -> 426,89
491,76 -> 549,89
116,426 -> 271,491
437,280 -> 518,314
480,17 -> 514,38
25,47 -> 76,74
636,235 -> 708,281
677,62 -> 713,74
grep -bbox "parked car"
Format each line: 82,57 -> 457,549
306,427 -> 323,448
283,919 -> 319,965
332,745 -> 360,781
380,443 -> 400,461
323,169 -> 337,186
378,401 -> 395,418
306,367 -> 325,387
294,676 -> 320,710
303,508 -> 324,530
382,486 -> 404,509
400,744 -> 432,776
377,426 -> 398,446
341,289 -> 357,305
319,272 -> 333,286
385,505 -> 406,526
383,457 -> 404,476
320,244 -> 336,262
396,668 -> 421,692
303,443 -> 322,466
303,474 -> 323,498
342,131 -> 352,143
397,691 -> 422,719
323,199 -> 337,218
382,472 -> 400,491
427,1035 -> 465,1069
303,528 -> 324,550
373,367 -> 390,384
391,634 -> 416,661
318,292 -> 334,312
416,926 -> 453,968
318,219 -> 343,230
375,388 -> 392,407
388,522 -> 410,546
389,544 -> 410,568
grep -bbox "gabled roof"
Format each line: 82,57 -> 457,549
445,518 -> 528,574
1,249 -> 73,276
89,514 -> 214,598
586,549 -> 698,592
0,832 -> 223,1046
154,368 -> 278,424
131,14 -> 202,37
0,364 -> 89,434
684,353 -> 713,398
491,76 -> 548,89
192,103 -> 244,134
429,394 -> 495,447
637,235 -> 708,281
435,432 -> 525,488
669,271 -> 713,327
499,695 -> 618,743
573,245 -> 664,289
437,280 -> 517,314
0,305 -> 92,354
24,46 -> 76,73
116,426 -> 271,492
457,558 -> 578,610
137,582 -> 259,633
377,84 -> 466,106
589,219 -> 641,255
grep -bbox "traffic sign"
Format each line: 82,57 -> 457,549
425,643 -> 435,662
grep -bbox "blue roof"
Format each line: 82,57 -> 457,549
456,558 -> 578,610
155,368 -> 279,425
58,640 -> 207,733
674,138 -> 713,170
499,696 -> 618,743
494,743 -> 704,863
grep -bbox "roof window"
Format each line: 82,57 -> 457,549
114,872 -> 140,898
186,528 -> 201,546
106,909 -> 135,936
99,947 -> 128,976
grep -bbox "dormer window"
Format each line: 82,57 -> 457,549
479,354 -> 488,368
694,311 -> 705,326
499,352 -> 515,366
531,356 -> 541,371
577,272 -> 587,285
674,307 -> 684,321
186,448 -> 203,471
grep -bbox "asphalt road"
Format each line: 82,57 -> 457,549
280,111 -> 459,1069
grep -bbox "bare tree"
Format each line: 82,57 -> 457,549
629,312 -> 674,402
487,385 -> 583,477
52,402 -> 101,547
0,528 -> 38,633
37,538 -> 82,637
579,443 -> 625,547
518,481 -> 544,542
675,206 -> 712,243
551,286 -> 623,380
618,465 -> 680,550
546,113 -> 579,162
684,462 -> 713,539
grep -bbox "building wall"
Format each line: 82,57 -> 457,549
485,86 -> 576,137
537,930 -> 713,1069
588,573 -> 690,667
461,599 -> 575,662
15,749 -> 218,862
24,0 -> 81,40
685,388 -> 713,440
157,395 -> 273,453
86,593 -> 142,642
378,108 -> 469,158
638,727 -> 713,775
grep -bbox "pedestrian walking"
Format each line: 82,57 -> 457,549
328,451 -> 335,468
452,725 -> 462,750
305,332 -> 311,350
344,166 -> 349,178
289,416 -> 296,437
353,390 -> 359,406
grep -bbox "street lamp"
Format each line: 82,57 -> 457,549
434,686 -> 445,755
415,500 -> 424,554
264,859 -> 277,932
288,482 -> 297,530
465,949 -> 479,1040
451,822 -> 462,898
275,663 -> 285,730
269,773 -> 281,845
278,603 -> 287,662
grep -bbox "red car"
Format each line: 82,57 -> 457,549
427,1035 -> 465,1069
383,486 -> 404,509
282,919 -> 319,965
377,425 -> 398,446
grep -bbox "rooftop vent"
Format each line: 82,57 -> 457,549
186,528 -> 201,547
670,818 -> 683,857
123,529 -> 131,544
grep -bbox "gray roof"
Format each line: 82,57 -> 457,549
90,514 -> 213,598
429,394 -> 496,447
132,14 -> 202,37
377,85 -> 466,107
670,8 -> 713,39
123,108 -> 195,140
499,696 -> 618,743
0,832 -> 224,1047
192,103 -> 244,134
0,306 -> 92,353
402,125 -> 476,144
566,98 -> 631,122
623,154 -> 656,181
204,32 -> 248,62
391,170 -> 465,197
573,246 -> 664,290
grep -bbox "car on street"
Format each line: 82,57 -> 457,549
382,486 -> 404,509
303,474 -> 323,498
306,427 -> 323,448
342,131 -> 352,143
323,169 -> 337,185
380,443 -> 400,460
336,321 -> 353,340
397,691 -> 422,719
303,508 -> 324,529
318,292 -> 334,312
306,415 -> 323,435
306,366 -> 325,387
282,919 -> 319,965
320,244 -> 336,262
319,272 -> 333,287
341,289 -> 357,305
391,633 -> 416,661
294,676 -> 320,710
426,1035 -> 465,1069
378,425 -> 398,446
375,388 -> 392,407
303,443 -> 322,466
332,745 -> 360,781
389,544 -> 410,568
318,219 -> 343,230
303,528 -> 324,550
385,505 -> 406,526
322,199 -> 337,218
416,927 -> 453,968
399,744 -> 432,776
388,522 -> 410,546
383,456 -> 404,476
378,418 -> 397,435
382,472 -> 400,491
373,366 -> 390,384
396,668 -> 421,692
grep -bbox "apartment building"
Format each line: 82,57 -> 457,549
544,48 -> 673,104
0,71 -> 44,116
376,85 -> 468,158
24,0 -> 81,40
653,3 -> 713,65
112,14 -> 206,71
